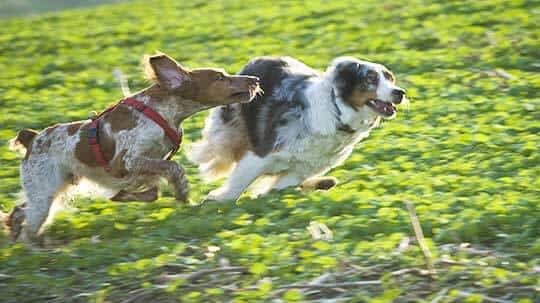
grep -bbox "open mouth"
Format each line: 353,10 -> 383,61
366,99 -> 396,117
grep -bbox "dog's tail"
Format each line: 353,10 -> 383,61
189,140 -> 236,181
0,209 -> 8,235
9,129 -> 38,158
113,68 -> 131,97
2,204 -> 25,241
188,107 -> 247,181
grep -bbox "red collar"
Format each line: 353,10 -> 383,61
88,97 -> 182,172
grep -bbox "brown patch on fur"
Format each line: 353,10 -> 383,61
27,125 -> 61,157
75,122 -> 116,168
143,53 -> 259,107
138,84 -> 170,103
347,90 -> 378,108
39,138 -> 53,153
67,122 -> 83,136
109,149 -> 129,178
12,129 -> 38,160
232,136 -> 251,161
188,68 -> 259,106
43,124 -> 60,136
106,105 -> 140,132
203,135 -> 250,179
15,129 -> 38,150
5,204 -> 26,241
232,144 -> 248,162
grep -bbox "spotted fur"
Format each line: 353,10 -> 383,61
6,52 -> 260,242
190,56 -> 407,202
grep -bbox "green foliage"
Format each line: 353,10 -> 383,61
0,0 -> 539,302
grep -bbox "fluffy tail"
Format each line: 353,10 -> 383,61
187,108 -> 247,181
188,141 -> 235,181
0,210 -> 8,234
9,129 -> 38,157
113,68 -> 131,97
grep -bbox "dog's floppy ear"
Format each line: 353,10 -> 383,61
144,52 -> 191,91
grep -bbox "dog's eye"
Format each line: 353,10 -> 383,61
215,74 -> 225,81
366,71 -> 379,83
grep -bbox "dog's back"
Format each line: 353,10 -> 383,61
6,52 -> 262,242
191,55 -> 407,202
189,56 -> 318,180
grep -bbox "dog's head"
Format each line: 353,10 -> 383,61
329,57 -> 407,119
144,53 -> 261,106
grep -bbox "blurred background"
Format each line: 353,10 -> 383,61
0,1 -> 538,302
0,0 -> 127,17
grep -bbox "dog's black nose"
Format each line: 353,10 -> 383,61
392,88 -> 406,104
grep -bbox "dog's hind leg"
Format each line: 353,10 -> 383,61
250,174 -> 338,198
16,160 -> 71,242
272,174 -> 304,190
251,174 -> 302,197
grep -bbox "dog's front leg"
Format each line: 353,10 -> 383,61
129,157 -> 189,202
206,151 -> 269,202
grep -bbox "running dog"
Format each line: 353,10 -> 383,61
6,52 -> 260,242
190,56 -> 406,202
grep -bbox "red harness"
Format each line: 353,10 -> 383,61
88,97 -> 181,172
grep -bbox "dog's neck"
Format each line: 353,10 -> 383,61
131,84 -> 210,128
305,76 -> 379,135
304,79 -> 342,135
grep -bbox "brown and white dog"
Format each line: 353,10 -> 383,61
5,53 -> 260,242
190,56 -> 407,202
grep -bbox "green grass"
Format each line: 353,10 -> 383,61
0,0 -> 539,302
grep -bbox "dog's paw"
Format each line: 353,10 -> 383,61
203,188 -> 238,204
173,181 -> 190,203
301,176 -> 338,191
174,189 -> 190,203
315,177 -> 338,190
199,196 -> 229,205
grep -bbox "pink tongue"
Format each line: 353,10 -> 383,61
368,100 -> 396,115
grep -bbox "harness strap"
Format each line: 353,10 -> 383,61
88,118 -> 111,171
88,97 -> 182,172
121,98 -> 181,158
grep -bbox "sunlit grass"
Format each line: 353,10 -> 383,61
0,0 -> 538,302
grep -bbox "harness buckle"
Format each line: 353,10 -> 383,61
88,126 -> 99,145
88,127 -> 98,138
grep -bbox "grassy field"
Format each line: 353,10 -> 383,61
0,0 -> 539,302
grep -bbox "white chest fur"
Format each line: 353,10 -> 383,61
269,81 -> 379,177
